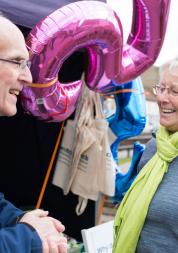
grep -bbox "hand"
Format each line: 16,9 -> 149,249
20,209 -> 67,253
43,233 -> 68,253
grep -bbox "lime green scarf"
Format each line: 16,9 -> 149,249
113,126 -> 178,253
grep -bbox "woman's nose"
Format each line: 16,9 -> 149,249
158,89 -> 171,102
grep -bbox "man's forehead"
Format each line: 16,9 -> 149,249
0,18 -> 28,59
0,17 -> 14,33
0,17 -> 24,42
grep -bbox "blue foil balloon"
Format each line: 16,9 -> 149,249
114,142 -> 145,203
107,77 -> 146,203
108,77 -> 146,163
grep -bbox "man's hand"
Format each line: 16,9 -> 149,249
20,209 -> 67,253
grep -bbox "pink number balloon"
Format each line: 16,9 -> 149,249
21,0 -> 171,121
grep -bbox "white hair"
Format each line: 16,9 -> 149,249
159,58 -> 178,78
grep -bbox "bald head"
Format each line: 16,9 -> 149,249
0,17 -> 26,55
0,16 -> 21,32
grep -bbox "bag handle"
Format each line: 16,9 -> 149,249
77,85 -> 94,129
75,197 -> 88,215
92,92 -> 105,119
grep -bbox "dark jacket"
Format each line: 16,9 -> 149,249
0,193 -> 41,253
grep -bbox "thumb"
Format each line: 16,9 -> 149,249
32,209 -> 49,217
49,217 -> 65,232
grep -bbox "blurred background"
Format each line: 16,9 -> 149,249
107,0 -> 178,133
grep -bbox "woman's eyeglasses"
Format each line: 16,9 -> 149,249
0,58 -> 31,70
152,85 -> 178,96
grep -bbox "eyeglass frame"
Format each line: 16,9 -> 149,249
0,58 -> 31,70
152,84 -> 178,97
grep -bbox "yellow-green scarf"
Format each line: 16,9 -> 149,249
113,126 -> 178,253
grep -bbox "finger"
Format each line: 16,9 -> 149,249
33,209 -> 49,217
48,217 -> 65,232
58,242 -> 68,253
59,237 -> 67,244
47,238 -> 58,253
47,234 -> 67,246
42,238 -> 49,253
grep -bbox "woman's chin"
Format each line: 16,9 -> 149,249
160,119 -> 178,132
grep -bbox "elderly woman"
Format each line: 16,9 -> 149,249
113,58 -> 178,253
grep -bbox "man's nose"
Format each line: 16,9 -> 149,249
18,67 -> 33,85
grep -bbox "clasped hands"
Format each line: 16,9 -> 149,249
20,209 -> 68,253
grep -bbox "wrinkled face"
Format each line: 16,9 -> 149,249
157,67 -> 178,133
0,19 -> 32,116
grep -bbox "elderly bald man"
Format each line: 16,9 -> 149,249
0,16 -> 67,253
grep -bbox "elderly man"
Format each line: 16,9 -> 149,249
0,16 -> 67,253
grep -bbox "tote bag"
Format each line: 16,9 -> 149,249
52,87 -> 116,214
52,84 -> 93,193
70,92 -> 116,214
52,82 -> 86,191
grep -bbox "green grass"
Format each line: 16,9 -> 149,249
119,157 -> 131,165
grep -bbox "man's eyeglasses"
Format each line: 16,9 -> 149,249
152,85 -> 178,97
0,58 -> 31,70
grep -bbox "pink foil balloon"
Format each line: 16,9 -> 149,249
21,0 -> 171,121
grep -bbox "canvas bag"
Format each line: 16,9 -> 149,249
70,91 -> 116,214
52,86 -> 116,214
52,84 -> 86,191
52,119 -> 77,191
59,88 -> 105,199
90,94 -> 116,197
